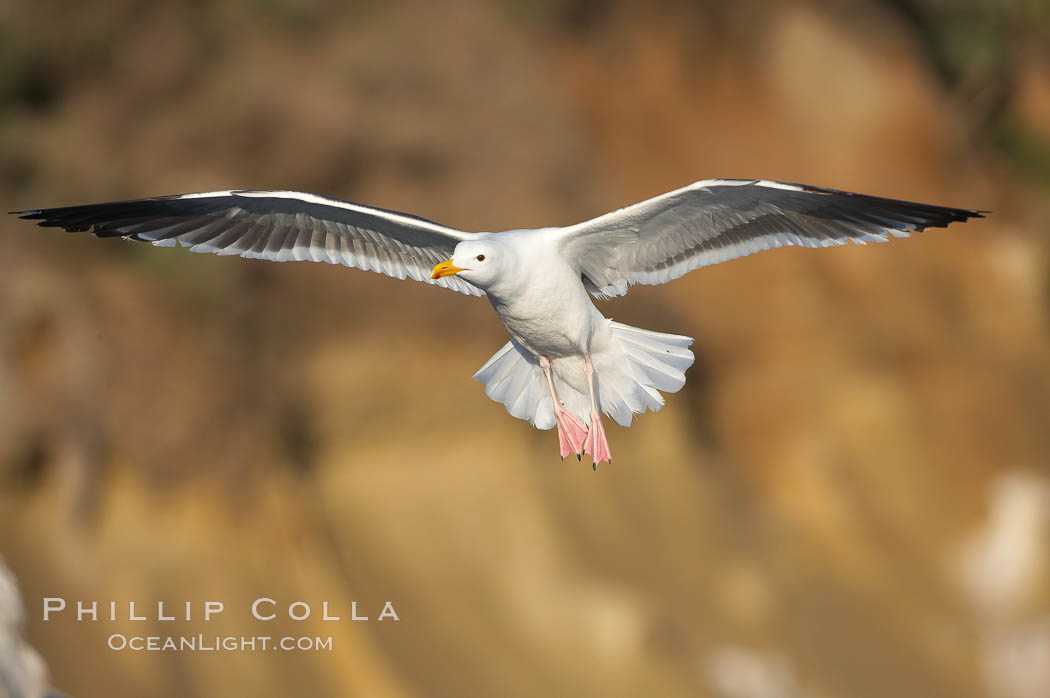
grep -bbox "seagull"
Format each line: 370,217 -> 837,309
11,179 -> 983,467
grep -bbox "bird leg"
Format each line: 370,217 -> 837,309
540,355 -> 587,460
582,353 -> 612,467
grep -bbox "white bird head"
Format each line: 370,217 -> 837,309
431,240 -> 503,289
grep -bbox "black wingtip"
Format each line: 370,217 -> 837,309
925,206 -> 988,227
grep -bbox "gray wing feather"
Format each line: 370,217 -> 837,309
561,179 -> 984,298
12,190 -> 484,296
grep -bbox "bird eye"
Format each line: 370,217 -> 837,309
476,254 -> 486,262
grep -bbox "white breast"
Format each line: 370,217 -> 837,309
485,234 -> 605,357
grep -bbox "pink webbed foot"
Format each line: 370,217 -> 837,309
583,411 -> 612,468
555,409 -> 588,460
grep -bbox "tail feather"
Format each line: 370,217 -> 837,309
474,341 -> 518,387
617,327 -> 694,368
472,338 -> 557,430
589,322 -> 694,426
473,322 -> 694,430
623,346 -> 687,393
510,369 -> 543,421
502,355 -> 533,407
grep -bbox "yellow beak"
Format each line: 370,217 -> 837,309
431,259 -> 465,279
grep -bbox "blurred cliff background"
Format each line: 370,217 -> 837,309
1,0 -> 1049,696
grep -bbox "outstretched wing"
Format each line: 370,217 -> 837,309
558,179 -> 985,298
12,190 -> 485,296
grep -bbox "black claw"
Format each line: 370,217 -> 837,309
577,453 -> 581,462
592,462 -> 598,471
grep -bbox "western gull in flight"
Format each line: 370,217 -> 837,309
11,179 -> 983,467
